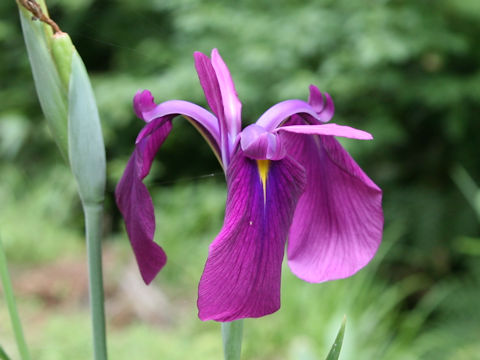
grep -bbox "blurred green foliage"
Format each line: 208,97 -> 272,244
1,0 -> 480,358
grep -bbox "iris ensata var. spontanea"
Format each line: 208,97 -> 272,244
116,49 -> 383,322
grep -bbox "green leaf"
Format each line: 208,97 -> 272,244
451,165 -> 480,221
0,345 -> 11,360
325,316 -> 346,360
17,5 -> 69,159
67,51 -> 106,205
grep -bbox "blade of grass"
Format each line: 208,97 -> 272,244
0,345 -> 12,360
325,316 -> 346,360
0,237 -> 31,360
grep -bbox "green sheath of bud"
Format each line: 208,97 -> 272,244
18,5 -> 69,159
52,32 -> 74,90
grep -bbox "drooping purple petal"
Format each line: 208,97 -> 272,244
283,116 -> 383,283
198,150 -> 306,321
115,117 -> 173,284
308,85 -> 335,122
276,123 -> 373,140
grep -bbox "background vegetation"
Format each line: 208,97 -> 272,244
1,0 -> 479,358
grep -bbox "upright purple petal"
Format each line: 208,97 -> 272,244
284,116 -> 383,283
198,150 -> 306,321
116,117 -> 173,284
194,50 -> 242,166
194,51 -> 231,165
194,52 -> 224,123
211,49 -> 242,140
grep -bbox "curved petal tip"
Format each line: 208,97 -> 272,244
308,85 -> 335,123
134,90 -> 156,121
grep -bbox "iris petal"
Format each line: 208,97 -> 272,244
198,150 -> 306,321
256,99 -> 320,131
115,117 -> 173,284
194,50 -> 242,166
133,89 -> 156,120
276,123 -> 373,140
194,51 -> 225,123
140,98 -> 221,147
308,85 -> 335,122
135,90 -> 223,168
283,116 -> 383,283
211,49 -> 242,141
117,90 -> 225,284
240,124 -> 286,160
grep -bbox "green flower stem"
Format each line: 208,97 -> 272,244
83,203 -> 108,360
0,237 -> 31,360
221,320 -> 243,360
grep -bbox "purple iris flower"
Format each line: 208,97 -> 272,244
116,49 -> 383,322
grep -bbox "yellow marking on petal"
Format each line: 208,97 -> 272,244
257,159 -> 270,203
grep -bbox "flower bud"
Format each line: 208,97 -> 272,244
51,32 -> 74,91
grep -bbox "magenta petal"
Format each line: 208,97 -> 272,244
194,51 -> 225,123
136,97 -> 222,165
194,51 -> 233,165
308,85 -> 324,113
240,124 -> 286,160
284,118 -> 383,283
133,90 -> 157,121
115,118 -> 173,284
256,100 -> 322,131
308,85 -> 335,123
140,99 -> 220,146
211,49 -> 242,140
277,124 -> 373,140
198,150 -> 306,321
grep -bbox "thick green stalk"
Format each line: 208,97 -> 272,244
0,237 -> 31,360
221,320 -> 243,360
83,204 -> 107,360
